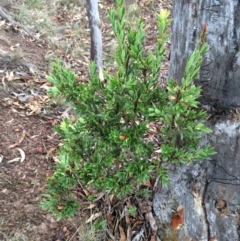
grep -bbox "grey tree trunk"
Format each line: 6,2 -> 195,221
169,0 -> 240,110
86,0 -> 103,80
153,1 -> 240,241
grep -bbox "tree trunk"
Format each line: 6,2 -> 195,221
153,1 -> 240,241
169,0 -> 240,110
86,0 -> 103,80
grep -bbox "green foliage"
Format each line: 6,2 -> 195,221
41,0 -> 216,219
128,206 -> 137,216
93,219 -> 107,231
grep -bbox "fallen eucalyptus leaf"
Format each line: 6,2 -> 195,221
85,212 -> 102,224
82,203 -> 96,211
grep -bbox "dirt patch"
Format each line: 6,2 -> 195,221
0,13 -> 84,241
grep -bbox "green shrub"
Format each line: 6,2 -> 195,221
41,0 -> 215,219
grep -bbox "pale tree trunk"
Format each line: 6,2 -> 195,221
154,1 -> 240,241
169,0 -> 240,110
86,0 -> 104,80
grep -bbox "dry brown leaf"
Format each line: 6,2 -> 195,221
9,131 -> 26,149
82,188 -> 90,196
18,130 -> 26,143
82,203 -> 96,211
12,101 -> 25,109
9,143 -> 18,149
109,194 -> 115,204
46,147 -> 57,157
57,205 -> 64,210
119,225 -> 126,241
39,95 -> 49,102
27,103 -> 41,115
94,191 -> 106,202
85,212 -> 102,224
171,207 -> 184,230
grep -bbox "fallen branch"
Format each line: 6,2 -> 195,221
0,6 -> 39,41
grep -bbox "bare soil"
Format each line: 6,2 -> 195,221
0,9 -> 89,241
0,17 -> 85,241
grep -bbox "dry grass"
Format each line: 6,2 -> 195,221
11,0 -> 142,63
13,0 -> 87,57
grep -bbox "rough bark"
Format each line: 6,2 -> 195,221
169,0 -> 240,109
153,1 -> 240,240
86,0 -> 104,80
154,121 -> 240,241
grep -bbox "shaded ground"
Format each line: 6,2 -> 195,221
0,0 -> 171,240
0,17 -> 85,241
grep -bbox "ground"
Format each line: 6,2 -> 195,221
0,0 -> 171,240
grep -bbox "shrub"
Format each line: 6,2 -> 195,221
41,0 -> 215,219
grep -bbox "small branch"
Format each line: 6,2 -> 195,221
86,0 -> 103,80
